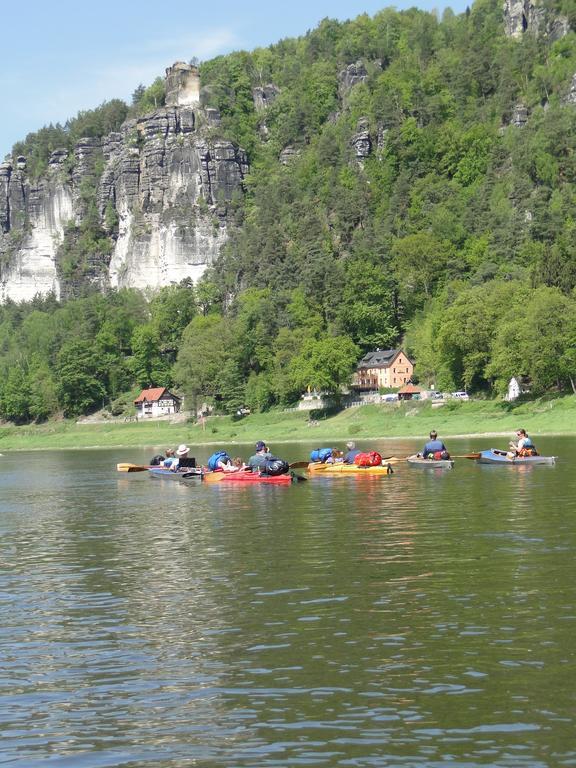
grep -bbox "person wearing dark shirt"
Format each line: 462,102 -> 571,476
248,440 -> 273,470
420,431 -> 449,459
343,441 -> 361,464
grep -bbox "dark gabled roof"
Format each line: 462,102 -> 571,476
357,349 -> 411,369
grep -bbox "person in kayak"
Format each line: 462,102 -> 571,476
248,441 -> 273,470
343,441 -> 361,463
160,448 -> 177,468
420,431 -> 450,460
171,444 -> 197,470
509,428 -> 538,456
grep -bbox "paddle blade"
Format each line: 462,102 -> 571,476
117,463 -> 150,472
202,470 -> 225,483
452,453 -> 481,460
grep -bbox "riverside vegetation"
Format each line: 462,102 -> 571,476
1,0 -> 576,427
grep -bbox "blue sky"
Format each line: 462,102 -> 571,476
2,0 -> 470,157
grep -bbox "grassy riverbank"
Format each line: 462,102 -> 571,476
1,395 -> 575,452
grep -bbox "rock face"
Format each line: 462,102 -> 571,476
564,74 -> 576,105
339,61 -> 369,95
252,84 -> 280,112
351,118 -> 372,165
510,103 -> 529,127
503,0 -> 570,38
0,64 -> 248,303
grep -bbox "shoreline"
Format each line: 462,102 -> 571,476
1,430 -> 573,453
1,397 -> 575,452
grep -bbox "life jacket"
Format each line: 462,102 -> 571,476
263,458 -> 290,476
310,447 -> 333,463
518,446 -> 538,457
354,451 -> 382,467
207,451 -> 231,471
432,450 -> 450,460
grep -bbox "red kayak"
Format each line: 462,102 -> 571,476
180,468 -> 297,485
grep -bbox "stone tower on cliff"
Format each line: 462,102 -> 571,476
165,61 -> 201,107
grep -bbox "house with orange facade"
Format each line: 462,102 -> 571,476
352,349 -> 414,392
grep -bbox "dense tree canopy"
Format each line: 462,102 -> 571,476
2,0 -> 576,422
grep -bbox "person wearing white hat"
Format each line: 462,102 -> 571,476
171,444 -> 191,471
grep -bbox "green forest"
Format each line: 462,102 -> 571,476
1,0 -> 576,424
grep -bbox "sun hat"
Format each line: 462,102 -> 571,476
346,441 -> 355,450
176,444 -> 190,456
256,440 -> 266,451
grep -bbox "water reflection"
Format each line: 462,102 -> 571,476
0,439 -> 575,766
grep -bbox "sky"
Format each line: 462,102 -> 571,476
1,0 -> 470,157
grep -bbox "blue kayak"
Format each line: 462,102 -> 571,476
148,467 -> 203,480
477,449 -> 555,466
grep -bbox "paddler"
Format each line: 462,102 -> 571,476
248,441 -> 273,471
509,428 -> 538,457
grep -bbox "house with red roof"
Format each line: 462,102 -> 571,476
134,387 -> 181,419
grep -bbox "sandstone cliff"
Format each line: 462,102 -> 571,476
0,63 -> 248,302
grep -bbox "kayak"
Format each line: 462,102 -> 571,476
307,462 -> 394,475
477,449 -> 556,466
406,454 -> 454,469
148,467 -> 203,480
183,469 -> 296,485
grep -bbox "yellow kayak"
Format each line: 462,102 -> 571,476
307,461 -> 396,475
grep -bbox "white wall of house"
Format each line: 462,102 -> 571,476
137,398 -> 179,419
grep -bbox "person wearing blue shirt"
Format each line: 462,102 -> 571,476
420,430 -> 449,459
343,441 -> 361,464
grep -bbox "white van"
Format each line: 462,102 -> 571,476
451,391 -> 470,401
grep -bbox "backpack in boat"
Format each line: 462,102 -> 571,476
432,450 -> 450,460
310,447 -> 333,463
354,451 -> 382,467
518,447 -> 538,457
207,451 -> 231,471
263,458 -> 290,476
149,454 -> 165,466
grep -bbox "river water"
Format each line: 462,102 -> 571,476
1,436 -> 575,767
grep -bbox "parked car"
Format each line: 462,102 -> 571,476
451,391 -> 470,401
431,392 -> 444,400
381,393 -> 399,402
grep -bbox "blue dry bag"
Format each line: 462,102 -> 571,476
207,450 -> 231,470
310,447 -> 333,462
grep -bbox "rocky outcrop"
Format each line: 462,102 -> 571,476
0,64 -> 248,303
339,61 -> 368,95
503,0 -> 570,39
563,74 -> 576,105
253,84 -> 280,112
279,146 -> 300,165
510,103 -> 529,127
351,118 -> 372,164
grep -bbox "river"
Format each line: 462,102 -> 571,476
1,436 -> 575,766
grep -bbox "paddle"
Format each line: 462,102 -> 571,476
117,463 -> 151,472
451,453 -> 481,460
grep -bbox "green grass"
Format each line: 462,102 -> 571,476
1,395 -> 575,451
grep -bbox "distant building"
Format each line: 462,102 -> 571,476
352,349 -> 414,391
134,387 -> 181,419
505,376 -> 531,402
397,383 -> 423,401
